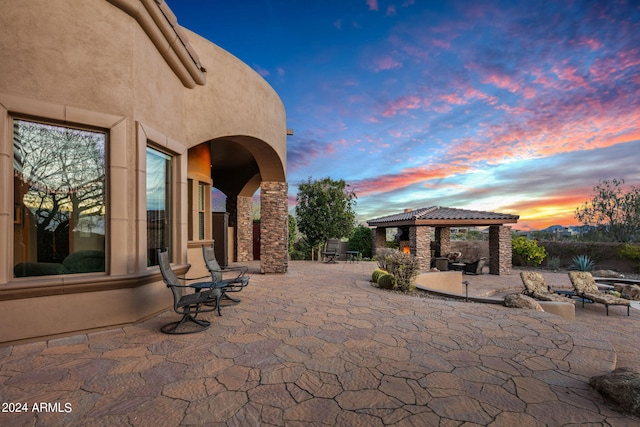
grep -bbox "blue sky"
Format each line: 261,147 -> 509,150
166,0 -> 640,230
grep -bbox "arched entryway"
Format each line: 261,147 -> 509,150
188,135 -> 288,273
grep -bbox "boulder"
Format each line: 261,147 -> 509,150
590,368 -> 640,416
504,294 -> 543,311
592,269 -> 625,278
613,284 -> 640,301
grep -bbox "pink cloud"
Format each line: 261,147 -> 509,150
366,0 -> 378,11
353,164 -> 472,196
482,74 -> 521,93
382,95 -> 424,117
432,39 -> 451,49
254,65 -> 270,77
373,56 -> 402,72
387,5 -> 397,16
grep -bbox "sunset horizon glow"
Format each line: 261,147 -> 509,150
168,0 -> 640,232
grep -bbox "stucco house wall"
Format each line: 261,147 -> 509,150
0,0 -> 288,343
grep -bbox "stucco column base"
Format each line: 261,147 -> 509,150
260,181 -> 288,273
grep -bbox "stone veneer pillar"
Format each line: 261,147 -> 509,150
260,181 -> 288,273
409,226 -> 431,272
373,227 -> 386,257
434,227 -> 451,257
489,225 -> 512,275
235,195 -> 253,262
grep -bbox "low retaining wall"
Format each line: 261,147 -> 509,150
415,271 -> 463,294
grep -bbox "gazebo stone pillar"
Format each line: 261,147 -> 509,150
489,225 -> 512,275
434,227 -> 451,257
235,195 -> 253,262
373,227 -> 386,256
260,181 -> 288,273
409,226 -> 430,271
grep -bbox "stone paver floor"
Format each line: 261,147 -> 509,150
1,261 -> 639,426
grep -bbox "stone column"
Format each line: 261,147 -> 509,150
260,181 -> 288,273
489,225 -> 512,275
235,195 -> 253,262
409,226 -> 431,272
434,227 -> 451,257
373,227 -> 386,257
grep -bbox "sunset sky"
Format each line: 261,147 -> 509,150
166,0 -> 640,230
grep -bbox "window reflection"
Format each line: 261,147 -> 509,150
13,119 -> 106,277
146,147 -> 172,266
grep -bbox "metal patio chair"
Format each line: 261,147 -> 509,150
157,249 -> 224,334
202,245 -> 249,303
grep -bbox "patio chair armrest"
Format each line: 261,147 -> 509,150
177,274 -> 210,281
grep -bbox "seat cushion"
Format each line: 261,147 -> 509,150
520,272 -> 548,294
568,271 -> 599,294
583,292 -> 630,306
531,291 -> 576,304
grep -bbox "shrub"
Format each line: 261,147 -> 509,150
289,250 -> 307,260
377,273 -> 396,290
371,268 -> 387,283
546,256 -> 561,270
376,248 -> 398,271
571,255 -> 595,271
512,237 -> 547,266
349,225 -> 373,259
376,248 -> 420,292
618,244 -> 640,273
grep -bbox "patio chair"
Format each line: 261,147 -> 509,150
322,239 -> 341,263
202,245 -> 250,303
157,249 -> 224,334
463,257 -> 486,275
520,272 -> 576,304
568,271 -> 630,316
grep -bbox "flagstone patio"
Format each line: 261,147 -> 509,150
1,261 -> 638,425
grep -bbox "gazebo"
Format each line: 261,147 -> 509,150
367,206 -> 519,275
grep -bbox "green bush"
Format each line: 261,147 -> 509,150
512,237 -> 547,266
377,273 -> 396,290
371,268 -> 387,283
375,248 -> 398,271
546,256 -> 561,270
376,248 -> 420,292
289,250 -> 307,260
618,244 -> 640,272
349,225 -> 373,259
571,255 -> 594,271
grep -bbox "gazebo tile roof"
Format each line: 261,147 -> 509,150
367,206 -> 518,225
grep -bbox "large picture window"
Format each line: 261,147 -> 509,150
13,119 -> 106,277
146,146 -> 172,266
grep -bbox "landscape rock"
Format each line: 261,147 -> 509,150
504,294 -> 543,311
613,284 -> 640,301
590,368 -> 640,416
592,269 -> 625,278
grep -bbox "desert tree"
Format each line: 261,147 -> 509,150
575,178 -> 640,242
295,177 -> 357,260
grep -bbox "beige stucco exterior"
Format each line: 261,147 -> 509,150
0,0 -> 288,343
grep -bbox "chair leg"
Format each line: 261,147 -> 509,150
161,314 -> 211,334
